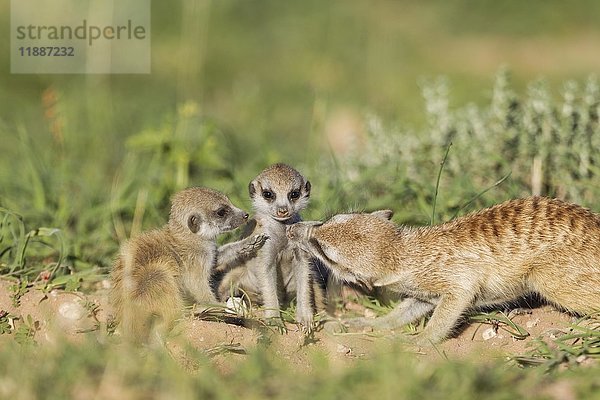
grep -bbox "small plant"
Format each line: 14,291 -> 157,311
1,208 -> 67,286
64,278 -> 81,292
14,314 -> 40,346
9,278 -> 29,308
75,298 -> 102,333
355,295 -> 395,317
0,310 -> 15,335
205,342 -> 247,357
514,315 -> 600,370
470,311 -> 530,341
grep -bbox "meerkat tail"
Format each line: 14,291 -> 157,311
118,258 -> 183,343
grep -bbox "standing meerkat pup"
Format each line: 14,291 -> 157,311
111,187 -> 266,344
215,163 -> 323,327
287,197 -> 600,344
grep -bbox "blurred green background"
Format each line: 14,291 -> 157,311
1,0 -> 600,278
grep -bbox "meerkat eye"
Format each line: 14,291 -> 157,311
262,190 -> 274,200
288,190 -> 301,201
216,207 -> 229,218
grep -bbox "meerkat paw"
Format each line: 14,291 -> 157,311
240,234 -> 270,257
295,308 -> 315,333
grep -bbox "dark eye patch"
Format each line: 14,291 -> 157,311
288,189 -> 301,201
262,190 -> 275,201
216,206 -> 230,218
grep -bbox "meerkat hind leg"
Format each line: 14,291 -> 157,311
345,297 -> 435,330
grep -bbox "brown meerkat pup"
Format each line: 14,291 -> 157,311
286,197 -> 600,344
110,187 -> 267,344
214,163 -> 326,328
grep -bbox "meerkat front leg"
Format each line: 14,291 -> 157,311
415,292 -> 474,345
183,266 -> 217,306
345,297 -> 435,330
292,248 -> 316,330
259,242 -> 283,320
215,234 -> 269,273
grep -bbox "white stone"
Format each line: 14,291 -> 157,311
225,297 -> 248,315
482,327 -> 498,340
58,302 -> 85,321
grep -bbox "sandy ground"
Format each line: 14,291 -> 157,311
0,279 -> 588,371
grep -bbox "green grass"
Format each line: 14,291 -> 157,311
0,337 -> 599,400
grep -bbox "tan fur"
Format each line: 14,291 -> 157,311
287,197 -> 600,344
110,187 -> 254,344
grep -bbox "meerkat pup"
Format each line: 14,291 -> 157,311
215,163 -> 323,327
287,197 -> 600,344
110,187 -> 266,344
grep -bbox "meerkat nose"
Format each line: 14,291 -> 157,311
277,207 -> 289,217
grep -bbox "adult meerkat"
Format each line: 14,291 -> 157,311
215,163 -> 324,327
110,187 -> 266,343
287,197 -> 600,344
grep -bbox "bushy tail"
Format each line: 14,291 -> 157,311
111,258 -> 182,345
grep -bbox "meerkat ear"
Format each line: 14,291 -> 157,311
370,209 -> 394,220
187,213 -> 202,233
304,180 -> 311,196
249,181 -> 257,198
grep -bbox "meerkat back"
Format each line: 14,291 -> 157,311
500,197 -> 600,314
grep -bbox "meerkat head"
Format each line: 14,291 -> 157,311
168,187 -> 249,239
287,210 -> 395,285
248,163 -> 311,222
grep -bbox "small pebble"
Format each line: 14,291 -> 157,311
336,344 -> 352,355
364,309 -> 376,318
526,318 -> 540,328
482,327 -> 498,340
